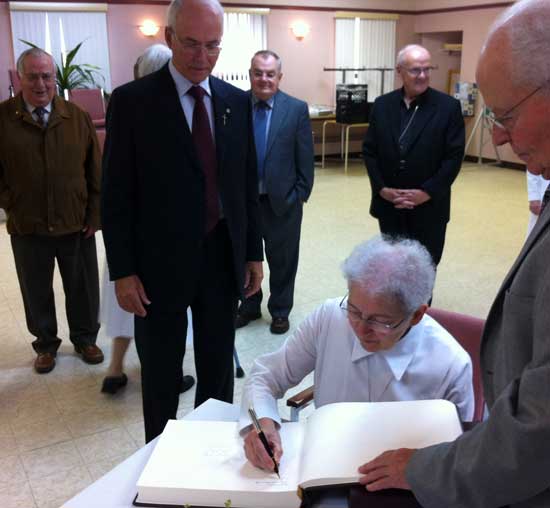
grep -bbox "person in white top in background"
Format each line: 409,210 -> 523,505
526,169 -> 550,236
240,235 -> 473,472
100,44 -> 195,395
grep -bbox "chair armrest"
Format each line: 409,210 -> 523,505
286,386 -> 314,409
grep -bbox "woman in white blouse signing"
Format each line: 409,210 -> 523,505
240,235 -> 474,472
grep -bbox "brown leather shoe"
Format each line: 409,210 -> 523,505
34,352 -> 56,374
74,344 -> 104,364
270,317 -> 290,335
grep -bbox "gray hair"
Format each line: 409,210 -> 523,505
166,0 -> 223,31
136,44 -> 172,79
251,50 -> 282,73
485,0 -> 550,92
16,48 -> 54,76
341,235 -> 435,314
396,44 -> 430,67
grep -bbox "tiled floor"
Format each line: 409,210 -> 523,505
0,160 -> 527,507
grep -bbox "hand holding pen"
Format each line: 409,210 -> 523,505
245,408 -> 282,477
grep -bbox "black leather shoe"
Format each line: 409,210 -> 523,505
270,317 -> 290,335
235,310 -> 262,329
180,375 -> 195,393
101,373 -> 128,394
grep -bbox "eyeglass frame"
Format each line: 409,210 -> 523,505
22,72 -> 56,84
339,295 -> 410,333
485,84 -> 543,133
399,65 -> 437,78
169,28 -> 222,56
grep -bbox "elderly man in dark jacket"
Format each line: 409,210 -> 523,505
0,48 -> 103,373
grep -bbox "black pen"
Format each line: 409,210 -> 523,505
248,407 -> 280,478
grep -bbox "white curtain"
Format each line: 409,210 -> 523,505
10,9 -> 112,91
335,17 -> 396,101
214,12 -> 267,90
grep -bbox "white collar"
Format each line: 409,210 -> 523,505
25,100 -> 52,114
350,317 -> 424,381
168,60 -> 211,99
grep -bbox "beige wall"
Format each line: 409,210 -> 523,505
414,6 -> 520,163
266,9 -> 335,106
0,3 -> 14,101
0,0 -> 523,165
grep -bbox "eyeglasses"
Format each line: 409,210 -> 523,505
171,30 -> 221,56
401,66 -> 436,77
486,85 -> 543,134
23,73 -> 56,83
339,295 -> 409,334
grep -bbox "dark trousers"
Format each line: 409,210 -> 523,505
134,221 -> 238,443
378,211 -> 447,266
10,233 -> 100,354
240,196 -> 302,319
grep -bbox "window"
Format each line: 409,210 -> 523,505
10,2 -> 112,91
214,9 -> 268,90
335,14 -> 397,101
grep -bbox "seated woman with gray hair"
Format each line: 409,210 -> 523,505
240,235 -> 474,472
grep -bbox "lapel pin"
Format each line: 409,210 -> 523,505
222,108 -> 231,126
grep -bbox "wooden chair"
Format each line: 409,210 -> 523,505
68,88 -> 106,128
287,307 -> 486,423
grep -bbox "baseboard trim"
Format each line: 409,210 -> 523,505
463,155 -> 525,171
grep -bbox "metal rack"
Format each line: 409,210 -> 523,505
323,67 -> 394,95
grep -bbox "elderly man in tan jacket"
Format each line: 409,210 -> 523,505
0,48 -> 103,373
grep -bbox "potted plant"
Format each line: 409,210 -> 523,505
21,39 -> 104,92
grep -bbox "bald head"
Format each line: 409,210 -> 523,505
166,0 -> 223,31
479,0 -> 550,92
476,0 -> 550,177
396,45 -> 430,68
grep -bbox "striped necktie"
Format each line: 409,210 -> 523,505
34,106 -> 47,127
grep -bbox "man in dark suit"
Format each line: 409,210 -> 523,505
235,50 -> 314,335
363,44 -> 465,265
357,2 -> 550,506
101,0 -> 263,442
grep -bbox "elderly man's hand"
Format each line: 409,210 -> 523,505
82,225 -> 98,239
379,187 -> 402,203
243,417 -> 282,472
358,448 -> 416,491
529,200 -> 542,215
244,261 -> 263,298
115,275 -> 151,317
394,189 -> 430,209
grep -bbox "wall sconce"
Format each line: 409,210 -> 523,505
291,21 -> 310,41
139,19 -> 160,37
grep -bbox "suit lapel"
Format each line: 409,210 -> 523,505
157,65 -> 196,166
390,91 -> 402,146
209,76 -> 230,175
499,204 -> 550,293
482,203 -> 550,353
266,91 -> 286,158
401,92 -> 436,155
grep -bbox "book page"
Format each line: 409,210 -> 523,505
137,420 -> 306,507
297,400 -> 462,488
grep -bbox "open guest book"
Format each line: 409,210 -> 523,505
134,399 -> 462,508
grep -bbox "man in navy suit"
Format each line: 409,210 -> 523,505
102,0 -> 263,442
235,51 -> 314,335
363,44 -> 465,266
